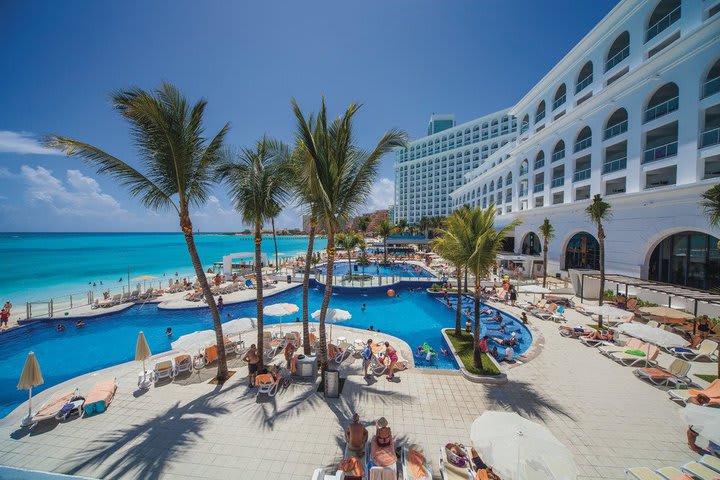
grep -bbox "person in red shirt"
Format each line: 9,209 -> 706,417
0,309 -> 9,327
478,336 -> 489,353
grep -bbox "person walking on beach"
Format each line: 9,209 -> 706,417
242,344 -> 260,387
0,308 -> 9,328
384,342 -> 398,381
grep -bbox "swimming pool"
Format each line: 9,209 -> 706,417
0,284 -> 530,417
317,261 -> 436,278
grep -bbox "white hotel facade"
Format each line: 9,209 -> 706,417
394,0 -> 720,291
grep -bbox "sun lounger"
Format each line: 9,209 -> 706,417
342,440 -> 367,479
311,469 -> 346,480
153,359 -> 175,384
335,341 -> 357,363
255,372 -> 281,397
83,379 -> 118,416
438,446 -> 474,480
367,437 -> 397,480
625,467 -> 665,479
668,379 -> 720,405
634,358 -> 691,386
682,461 -> 718,480
655,466 -> 689,479
579,331 -> 615,346
667,339 -> 718,362
174,354 -> 192,375
402,445 -> 431,480
284,332 -> 301,349
609,344 -> 659,367
31,390 -> 76,426
599,338 -> 644,356
700,454 -> 720,473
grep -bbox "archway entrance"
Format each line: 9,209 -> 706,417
521,232 -> 541,255
564,232 -> 599,270
648,231 -> 720,290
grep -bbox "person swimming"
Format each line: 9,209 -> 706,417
76,320 -> 85,328
166,327 -> 172,337
361,304 -> 366,311
57,324 -> 65,332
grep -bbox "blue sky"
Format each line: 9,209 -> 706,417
0,0 -> 618,232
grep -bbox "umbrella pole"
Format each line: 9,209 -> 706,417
21,387 -> 33,427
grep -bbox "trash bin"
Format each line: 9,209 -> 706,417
324,369 -> 340,398
287,274 -> 292,284
297,355 -> 316,378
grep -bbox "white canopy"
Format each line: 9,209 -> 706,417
582,304 -> 635,320
311,308 -> 352,323
222,317 -> 257,335
615,322 -> 688,348
263,303 -> 299,317
682,404 -> 720,445
518,285 -> 552,294
470,412 -> 577,479
171,330 -> 216,351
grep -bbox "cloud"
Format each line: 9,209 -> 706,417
363,177 -> 395,212
0,131 -> 56,155
20,166 -> 127,217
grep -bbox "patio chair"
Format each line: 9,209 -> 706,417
668,379 -> 720,405
153,359 -> 175,384
682,462 -> 718,480
599,338 -> 644,356
699,454 -> 720,473
82,378 -> 118,416
311,469 -> 345,480
655,467 -> 686,479
30,390 -> 77,427
634,358 -> 691,386
334,341 -> 356,363
667,339 -> 718,362
173,354 -> 192,375
625,467 -> 664,480
608,344 -> 659,367
255,372 -> 281,397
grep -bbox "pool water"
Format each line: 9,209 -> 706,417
318,261 -> 436,278
0,285 -> 530,417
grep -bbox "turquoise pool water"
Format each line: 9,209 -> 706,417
317,261 -> 435,278
0,284 -> 530,417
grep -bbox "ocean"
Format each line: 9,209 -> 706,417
0,232 -> 326,306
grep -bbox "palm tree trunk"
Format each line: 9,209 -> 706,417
542,239 -> 548,288
464,268 -> 468,293
318,226 -> 335,373
598,223 -> 606,329
302,221 -> 316,355
383,236 -> 388,264
181,215 -> 228,381
254,221 -> 265,369
455,266 -> 462,337
271,218 -> 279,272
473,273 -> 482,369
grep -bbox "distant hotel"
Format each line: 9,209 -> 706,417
394,0 -> 720,290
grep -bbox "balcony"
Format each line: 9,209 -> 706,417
519,166 -> 529,176
552,149 -> 565,163
603,156 -> 627,174
575,74 -> 593,94
573,168 -> 591,182
551,177 -> 564,188
605,45 -> 630,72
553,94 -> 566,111
534,159 -> 545,170
643,141 -> 678,164
519,188 -> 528,197
701,127 -> 720,148
644,96 -> 679,123
533,183 -> 545,193
574,137 -> 592,153
646,5 -> 680,42
604,120 -> 628,140
704,77 -> 720,99
505,195 -> 512,203
535,111 -> 546,124
520,122 -> 529,134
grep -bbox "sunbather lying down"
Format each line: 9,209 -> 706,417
370,417 -> 396,468
558,326 -> 613,340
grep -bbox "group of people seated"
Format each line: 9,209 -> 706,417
344,414 -> 397,471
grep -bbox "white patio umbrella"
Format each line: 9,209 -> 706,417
312,308 -> 352,343
222,317 -> 257,347
582,304 -> 635,322
682,404 -> 720,447
18,352 -> 44,427
518,285 -> 552,303
263,303 -> 299,316
615,322 -> 688,348
171,329 -> 216,351
470,412 -> 577,480
135,331 -> 152,389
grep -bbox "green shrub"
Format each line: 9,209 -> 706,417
430,283 -> 441,292
444,329 -> 500,376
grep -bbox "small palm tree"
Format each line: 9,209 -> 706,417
538,218 -> 555,288
45,83 -> 232,381
431,211 -> 466,337
356,216 -> 371,238
335,231 -> 362,273
395,219 -> 408,234
268,203 -> 282,271
216,137 -> 291,368
701,184 -> 720,228
376,219 -> 394,264
586,194 -> 612,328
292,97 -> 406,372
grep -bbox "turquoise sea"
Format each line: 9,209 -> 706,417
0,233 -> 326,306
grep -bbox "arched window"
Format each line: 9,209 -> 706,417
645,82 -> 679,122
482,185 -> 487,195
565,232 -> 600,270
520,114 -> 529,134
574,126 -> 592,152
649,231 -> 720,289
606,31 -> 630,71
604,108 -> 628,139
497,176 -> 504,189
646,0 -> 681,42
490,180 -> 495,192
576,61 -> 593,94
535,100 -> 546,123
535,151 -> 545,169
522,232 -> 542,255
552,140 -> 566,162
703,58 -> 720,98
553,84 -> 567,110
506,172 -> 513,185
519,159 -> 529,176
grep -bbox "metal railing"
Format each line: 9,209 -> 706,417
573,168 -> 591,182
575,74 -> 593,94
535,110 -> 546,123
574,137 -> 592,153
534,159 -> 545,169
605,45 -> 630,71
520,122 -> 529,134
533,183 -> 545,193
552,149 -> 565,162
313,272 -> 440,289
643,140 -> 678,164
553,94 -> 566,111
603,156 -> 627,174
701,127 -> 720,148
604,120 -> 628,140
644,96 -> 679,123
646,5 -> 680,42
551,177 -> 565,188
519,166 -> 529,176
703,76 -> 720,99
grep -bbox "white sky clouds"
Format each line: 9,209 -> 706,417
0,131 -> 56,155
363,177 -> 394,212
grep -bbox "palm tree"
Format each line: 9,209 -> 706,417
586,194 -> 612,328
356,216 -> 371,239
376,219 -> 394,264
45,83 -> 232,381
538,218 -> 555,288
216,137 -> 291,368
269,203 -> 282,271
431,211 -> 466,337
292,97 -> 406,373
395,219 -> 408,234
335,231 -> 362,274
701,184 -> 720,228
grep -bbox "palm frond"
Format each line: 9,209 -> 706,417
701,184 -> 720,228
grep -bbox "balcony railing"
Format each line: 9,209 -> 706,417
535,111 -> 546,123
505,196 -> 512,203
604,120 -> 628,140
551,177 -> 564,188
553,94 -> 566,111
552,149 -> 565,162
701,127 -> 720,148
519,166 -> 529,176
534,159 -> 545,170
646,5 -> 681,42
644,96 -> 679,123
520,122 -> 529,134
703,76 -> 720,99
605,45 -> 630,72
519,188 -> 528,197
533,183 -> 545,193
573,168 -> 591,182
575,74 -> 593,94
643,140 -> 678,163
603,156 -> 627,174
574,137 -> 592,153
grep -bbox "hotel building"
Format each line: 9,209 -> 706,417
394,0 -> 720,291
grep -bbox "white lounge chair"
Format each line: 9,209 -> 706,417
311,469 -> 345,480
438,446 -> 474,480
173,354 -> 193,375
667,339 -> 718,362
682,461 -> 718,480
402,444 -> 432,480
153,359 -> 175,384
609,344 -> 659,367
335,341 -> 356,363
625,467 -> 664,480
655,467 -> 685,479
634,358 -> 691,386
30,390 -> 77,427
700,454 -> 720,473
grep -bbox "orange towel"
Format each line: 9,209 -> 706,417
36,391 -> 74,418
205,345 -> 218,363
255,373 -> 277,385
407,450 -> 429,479
175,354 -> 191,366
85,380 -> 116,407
689,379 -> 720,399
638,367 -> 673,379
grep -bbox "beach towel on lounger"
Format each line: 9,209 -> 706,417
84,380 -> 117,416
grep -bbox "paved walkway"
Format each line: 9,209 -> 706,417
0,294 -> 708,480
